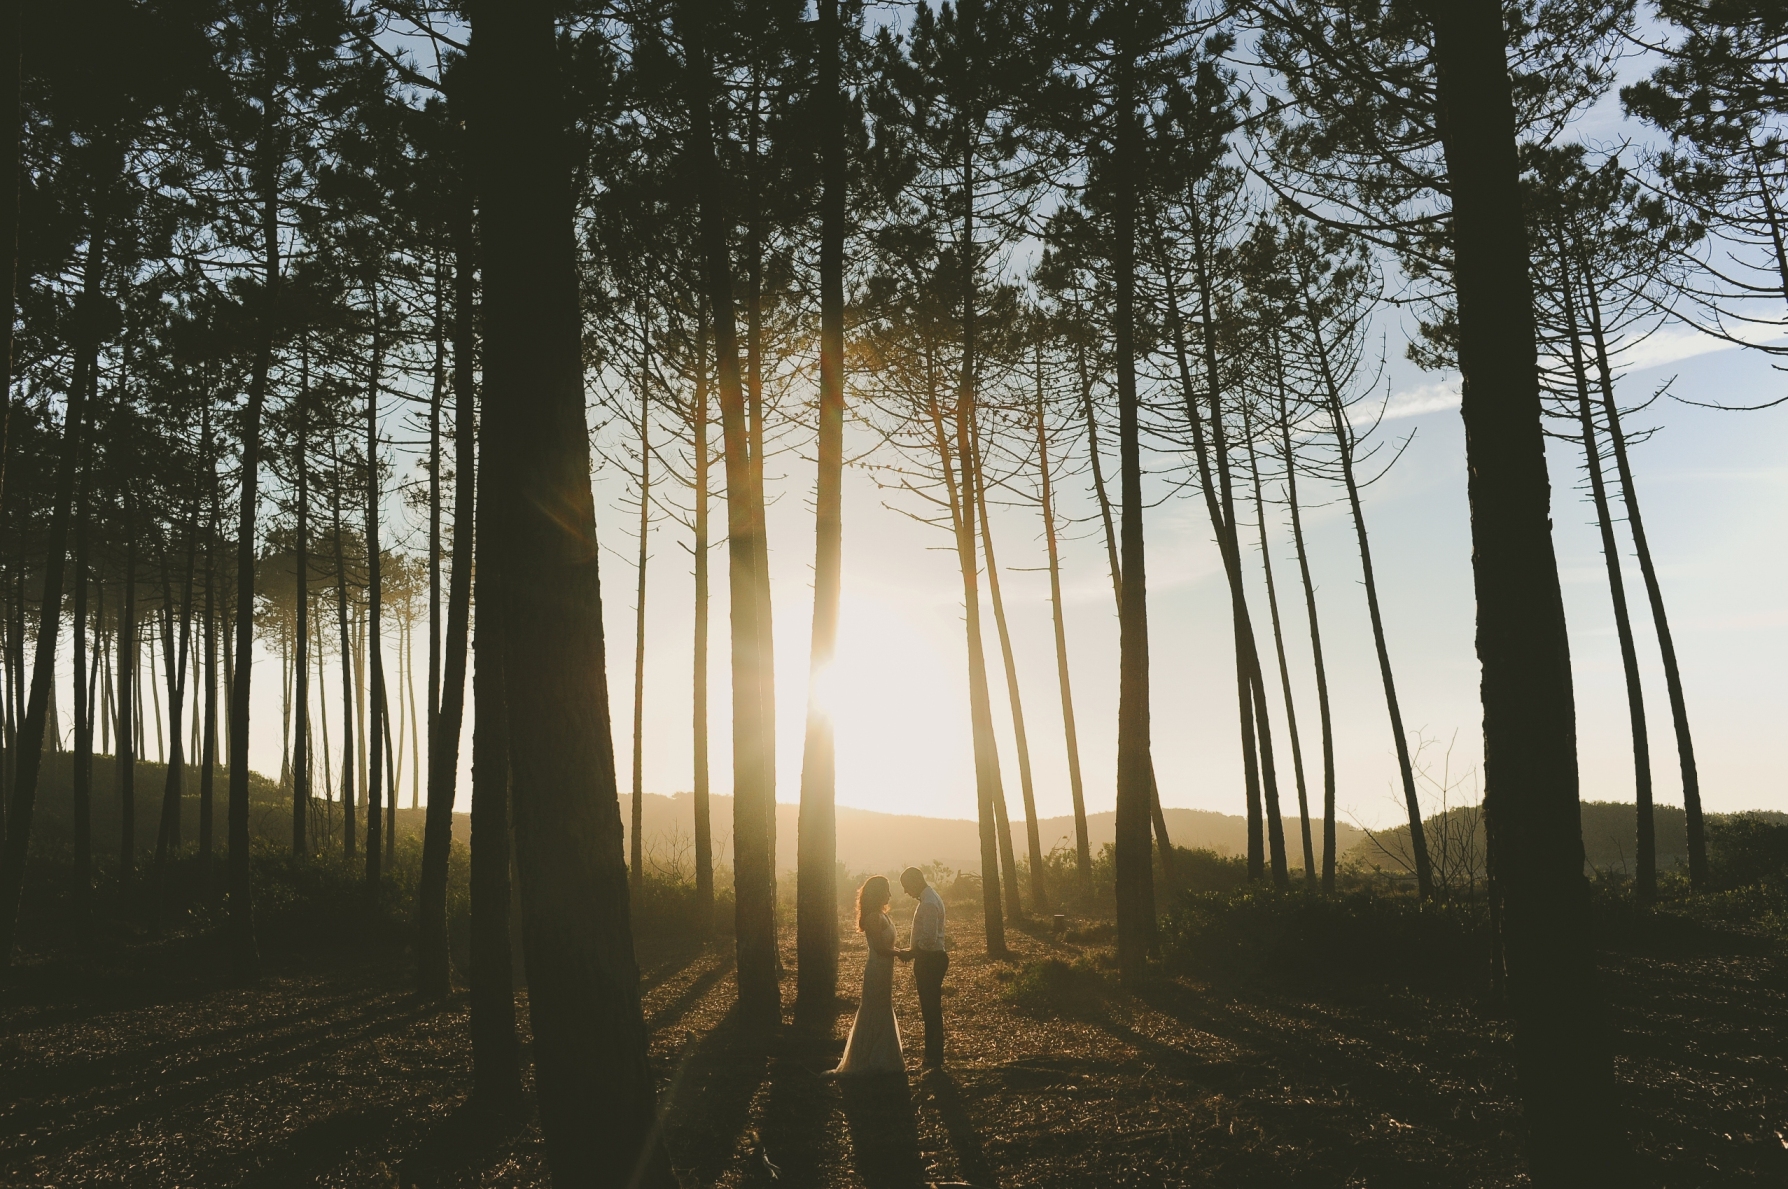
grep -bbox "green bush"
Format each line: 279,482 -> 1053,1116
1001,955 -> 1116,1015
1708,813 -> 1788,890
1161,887 -> 1492,989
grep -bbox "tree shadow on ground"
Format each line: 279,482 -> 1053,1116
392,1095 -> 534,1189
659,1003 -> 774,1186
752,1009 -> 846,1187
839,1074 -> 928,1189
917,1069 -> 999,1187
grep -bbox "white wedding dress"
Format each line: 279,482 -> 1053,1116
830,912 -> 904,1075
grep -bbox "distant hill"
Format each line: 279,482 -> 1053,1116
623,792 -> 1367,878
1343,801 -> 1788,878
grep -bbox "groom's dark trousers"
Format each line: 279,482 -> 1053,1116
913,950 -> 949,1065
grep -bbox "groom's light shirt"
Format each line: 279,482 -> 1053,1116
911,886 -> 947,952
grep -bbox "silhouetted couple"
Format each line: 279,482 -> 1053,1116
827,867 -> 948,1076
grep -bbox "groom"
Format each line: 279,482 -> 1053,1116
896,867 -> 948,1069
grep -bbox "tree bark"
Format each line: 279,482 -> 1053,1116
1428,1 -> 1619,1177
681,0 -> 780,1023
796,0 -> 845,1015
1582,273 -> 1703,889
119,536 -> 137,897
1112,35 -> 1155,983
200,422 -> 218,872
1561,274 -> 1653,899
73,518 -> 94,933
471,3 -> 669,1179
419,169 -> 478,1000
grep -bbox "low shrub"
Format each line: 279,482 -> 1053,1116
1002,955 -> 1116,1015
1708,813 -> 1788,890
1161,887 -> 1492,990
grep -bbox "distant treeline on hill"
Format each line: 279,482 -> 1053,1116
12,751 -> 447,858
620,791 -> 1371,878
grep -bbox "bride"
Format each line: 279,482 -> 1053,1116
828,875 -> 904,1076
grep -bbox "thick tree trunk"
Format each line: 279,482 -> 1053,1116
692,303 -> 713,928
419,174 -> 478,1000
796,0 -> 845,1016
1301,267 -> 1432,898
630,311 -> 650,894
1582,275 -> 1703,889
1112,42 -> 1155,984
1080,359 -> 1175,877
1561,277 -> 1653,899
472,4 -> 669,1180
1038,357 -> 1091,892
1278,383 -> 1336,890
1428,1 -> 1619,1177
1244,400 -> 1314,880
428,273 -> 444,820
682,0 -> 780,1023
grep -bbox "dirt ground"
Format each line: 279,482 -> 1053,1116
2,902 -> 1784,1187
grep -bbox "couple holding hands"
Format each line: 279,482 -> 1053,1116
828,867 -> 949,1076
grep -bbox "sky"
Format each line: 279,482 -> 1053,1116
188,11 -> 1788,834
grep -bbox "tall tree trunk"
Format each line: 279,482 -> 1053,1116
0,0 -> 21,525
1298,262 -> 1432,899
0,194 -> 109,964
972,427 -> 1047,913
1561,274 -> 1653,899
427,269 -> 444,820
1428,1 -> 1618,1176
1038,353 -> 1091,892
1277,381 -> 1336,890
682,0 -> 779,1023
419,167 -> 478,1000
332,456 -> 356,858
796,0 -> 845,1017
73,524 -> 93,934
692,301 -> 713,928
1159,215 -> 1272,881
629,307 -> 650,894
119,536 -> 136,896
226,45 -> 283,976
472,2 -> 669,1178
1112,36 -> 1155,983
743,73 -> 779,940
922,344 -> 1005,953
1080,353 -> 1175,875
293,349 -> 310,857
153,505 -> 198,910
200,421 -> 218,872
1243,399 -> 1314,880
364,302 -> 385,888
1582,274 -> 1703,889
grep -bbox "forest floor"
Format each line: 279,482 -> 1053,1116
2,899 -> 1785,1188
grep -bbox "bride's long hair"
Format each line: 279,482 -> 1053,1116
855,875 -> 891,933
